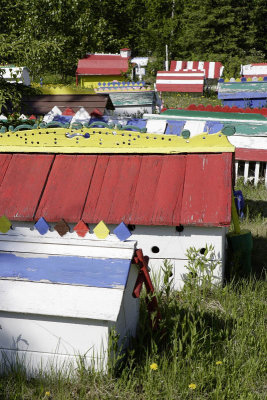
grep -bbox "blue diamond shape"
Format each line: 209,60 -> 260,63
35,217 -> 50,235
113,222 -> 132,241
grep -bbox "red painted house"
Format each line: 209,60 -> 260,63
76,49 -> 131,87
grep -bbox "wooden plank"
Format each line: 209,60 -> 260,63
235,161 -> 239,182
35,155 -> 97,222
82,155 -> 110,223
0,280 -> 124,320
0,128 -> 235,154
235,148 -> 267,162
129,156 -> 165,225
0,154 -> 54,221
151,155 -> 186,225
0,313 -> 108,356
0,253 -> 132,288
101,156 -> 142,224
0,154 -> 12,186
180,153 -> 232,226
254,162 -> 260,186
244,161 -> 249,183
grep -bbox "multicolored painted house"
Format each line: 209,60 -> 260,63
0,124 -> 234,373
76,49 -> 131,88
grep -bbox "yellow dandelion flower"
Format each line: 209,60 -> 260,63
216,361 -> 223,365
188,383 -> 197,390
45,392 -> 50,397
150,362 -> 158,370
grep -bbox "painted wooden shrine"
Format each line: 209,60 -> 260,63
144,109 -> 267,186
76,49 -> 131,88
218,78 -> 267,108
0,124 -> 235,373
156,60 -> 224,93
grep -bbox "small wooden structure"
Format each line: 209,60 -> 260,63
21,94 -> 114,116
0,230 -> 139,374
0,66 -> 31,86
156,60 -> 223,93
218,78 -> 267,108
241,63 -> 267,78
76,49 -> 131,88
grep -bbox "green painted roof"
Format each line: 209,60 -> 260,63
161,109 -> 267,121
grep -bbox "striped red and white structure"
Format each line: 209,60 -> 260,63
240,63 -> 267,78
170,61 -> 224,79
156,70 -> 205,93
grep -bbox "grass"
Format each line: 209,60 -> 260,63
161,92 -> 222,110
0,278 -> 266,399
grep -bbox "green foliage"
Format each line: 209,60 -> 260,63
1,0 -> 266,80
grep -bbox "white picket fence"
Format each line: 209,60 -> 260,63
235,160 -> 267,187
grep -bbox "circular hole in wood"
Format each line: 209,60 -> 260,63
151,246 -> 160,254
199,248 -> 206,255
176,225 -> 184,232
127,224 -> 135,231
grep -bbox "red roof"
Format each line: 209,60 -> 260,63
76,54 -> 129,76
0,153 -> 232,227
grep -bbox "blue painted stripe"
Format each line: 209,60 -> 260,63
165,120 -> 185,135
0,253 -> 131,288
204,121 -> 224,134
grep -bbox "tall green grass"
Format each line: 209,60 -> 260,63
0,183 -> 266,400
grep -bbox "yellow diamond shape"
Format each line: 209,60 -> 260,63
0,215 -> 12,233
93,221 -> 110,239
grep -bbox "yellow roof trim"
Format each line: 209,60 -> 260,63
0,128 -> 235,154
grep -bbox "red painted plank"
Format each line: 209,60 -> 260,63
35,155 -> 97,222
129,156 -> 165,225
83,155 -> 142,224
0,154 -> 12,186
104,156 -> 142,224
180,153 -> 232,226
82,155 -> 110,223
0,154 -> 54,221
235,148 -> 267,162
151,156 -> 186,225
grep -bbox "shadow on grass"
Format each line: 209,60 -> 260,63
245,199 -> 267,219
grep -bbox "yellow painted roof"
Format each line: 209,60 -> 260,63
0,127 -> 235,154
